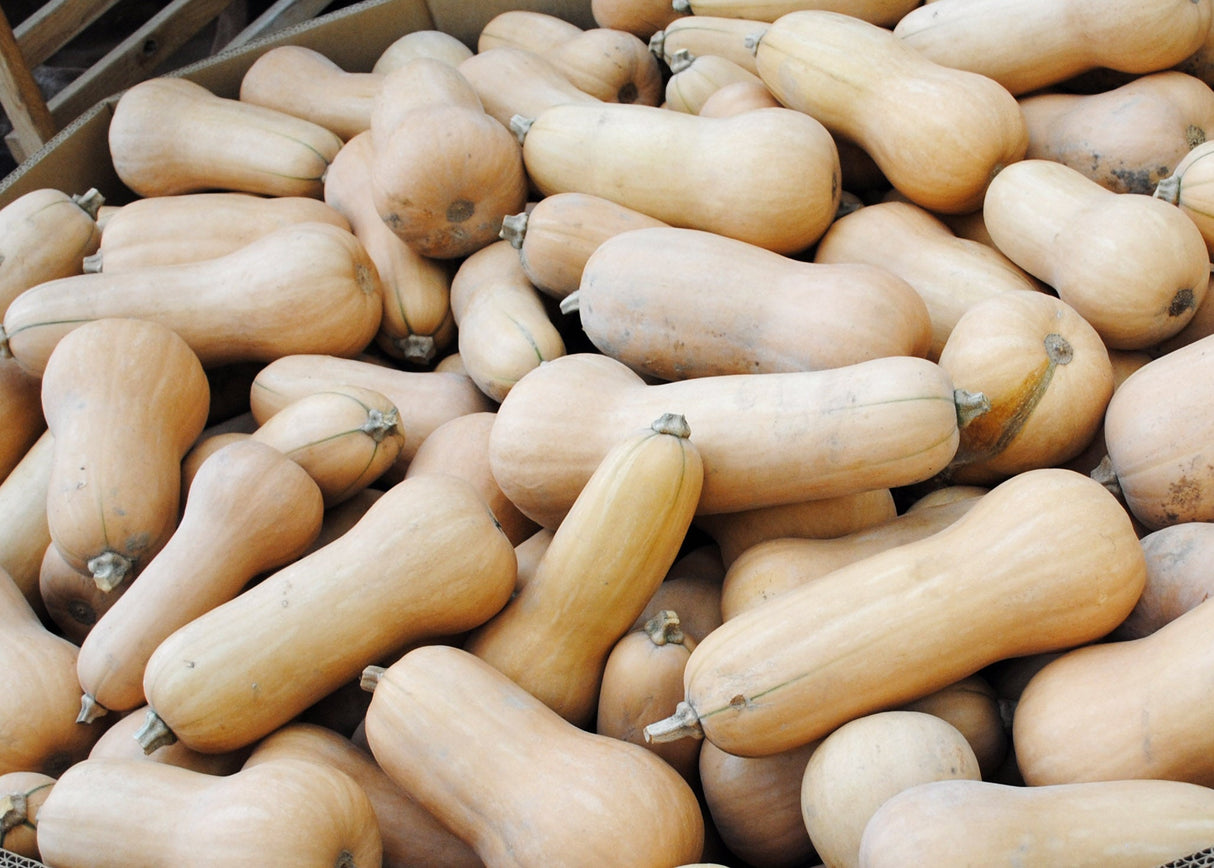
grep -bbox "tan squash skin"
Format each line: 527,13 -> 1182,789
89,192 -> 349,274
325,131 -> 455,366
39,542 -> 120,645
404,411 -> 539,546
488,352 -> 963,528
664,53 -> 764,114
572,226 -> 931,379
696,78 -> 781,117
900,674 -> 1008,780
1102,334 -> 1214,529
893,0 -> 1214,97
0,770 -> 55,859
363,644 -> 706,868
0,566 -> 101,777
499,191 -> 668,300
449,238 -> 566,402
720,494 -> 981,619
1113,522 -> 1214,640
465,414 -> 703,727
937,291 -> 1115,484
699,739 -> 820,868
859,778 -> 1214,868
77,440 -> 324,719
695,488 -> 898,569
680,0 -> 918,26
0,187 -> 102,318
42,318 -> 210,590
457,45 -> 601,128
141,473 -> 516,754
239,45 -> 383,140
37,756 -> 381,868
597,611 -> 702,783
2,221 -> 384,376
0,355 -> 42,484
754,11 -> 1028,214
88,706 -> 249,775
801,711 -> 981,868
812,200 -> 1044,361
1155,138 -> 1214,256
244,722 -> 483,868
590,0 -> 687,39
108,76 -> 344,198
0,430 -> 53,610
630,544 -> 725,642
478,9 -> 584,53
372,29 -> 473,73
984,158 -> 1210,351
250,384 -> 406,507
650,15 -> 766,74
516,102 -> 841,255
248,353 -> 496,474
1014,595 -> 1214,788
645,468 -> 1146,758
545,27 -> 664,105
370,58 -> 530,259
1020,71 -> 1214,195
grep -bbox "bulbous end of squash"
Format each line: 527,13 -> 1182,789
644,700 -> 704,744
134,709 -> 178,755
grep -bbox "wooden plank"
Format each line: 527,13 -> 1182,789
43,0 -> 238,130
12,0 -> 125,69
224,0 -> 337,50
0,5 -> 57,162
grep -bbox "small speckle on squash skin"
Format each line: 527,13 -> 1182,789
446,199 -> 475,223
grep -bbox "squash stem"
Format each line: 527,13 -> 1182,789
72,187 -> 106,219
643,700 -> 704,744
360,665 -> 386,693
1089,455 -> 1122,500
88,550 -> 133,593
134,709 -> 178,755
643,610 -> 684,646
76,693 -> 109,725
1154,174 -> 1180,204
953,388 -> 991,430
361,407 -> 400,444
499,211 -> 528,248
558,291 -> 581,316
82,251 -> 103,273
398,334 -> 437,366
509,114 -> 533,145
652,412 -> 691,438
0,792 -> 27,834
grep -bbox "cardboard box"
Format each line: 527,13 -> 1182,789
0,0 -> 595,210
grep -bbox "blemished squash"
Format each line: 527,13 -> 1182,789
0,430 -> 53,610
1019,70 -> 1214,195
76,440 -> 324,720
514,102 -> 841,255
87,191 -> 349,274
243,722 -> 482,868
663,52 -> 764,114
449,238 -> 566,402
498,191 -> 668,301
676,0 -> 919,26
239,45 -> 383,140
650,15 -> 765,74
108,76 -> 344,198
41,318 -> 210,591
39,542 -> 120,645
644,468 -> 1146,757
36,756 -> 382,868
0,355 -> 42,485
812,199 -> 1044,361
0,186 -> 102,318
488,352 -> 964,528
465,413 -> 702,727
1,221 -> 383,376
362,643 -> 706,867
1014,594 -> 1214,788
569,225 -> 931,379
324,131 -> 455,366
698,738 -> 820,868
1114,522 -> 1214,640
139,473 -> 516,754
983,158 -> 1210,351
372,29 -> 473,73
1155,138 -> 1214,256
800,711 -> 981,868
369,57 -> 529,259
936,290 -> 1114,484
858,778 -> 1214,868
518,23 -> 665,105
0,770 -> 55,859
0,565 -> 101,777
893,0 -> 1214,97
88,705 -> 249,776
753,10 -> 1028,214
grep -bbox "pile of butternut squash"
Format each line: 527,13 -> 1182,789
6,1 -> 1214,865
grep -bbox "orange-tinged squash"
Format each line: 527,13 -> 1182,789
678,0 -> 919,26
0,430 -> 53,610
0,187 -> 102,318
0,355 -> 42,484
590,0 -> 687,39
458,45 -> 600,128
39,542 -> 119,644
88,706 -> 249,776
0,770 -> 55,859
631,544 -> 725,642
1114,522 -> 1214,640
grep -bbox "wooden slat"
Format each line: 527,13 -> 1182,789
0,4 -> 57,161
12,0 -> 125,69
224,0 -> 337,50
42,0 -> 239,130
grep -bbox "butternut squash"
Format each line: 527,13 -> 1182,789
696,78 -> 781,117
0,429 -> 53,610
88,706 -> 249,775
0,186 -> 102,318
983,158 -> 1210,350
457,45 -> 601,128
858,778 -> 1214,868
664,52 -> 763,114
465,413 -> 702,727
570,225 -> 931,379
36,756 -> 381,868
478,10 -> 583,53
515,102 -> 841,255
590,0 -> 686,39
645,468 -> 1146,757
2,221 -> 383,376
676,0 -> 919,26
39,542 -> 119,644
0,770 -> 55,860
754,10 -> 1028,214
0,355 -> 42,484
42,317 -> 210,590
893,0 -> 1214,97
631,544 -> 725,642
140,473 -> 516,754
1114,522 -> 1214,640
1155,137 -> 1214,256
488,352 -> 965,528
108,76 -> 344,198
372,29 -> 473,73
77,439 -> 324,720
362,643 -> 705,867
650,15 -> 765,74
900,674 -> 1009,780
